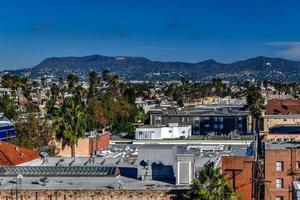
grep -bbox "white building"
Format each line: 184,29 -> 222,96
135,123 -> 192,140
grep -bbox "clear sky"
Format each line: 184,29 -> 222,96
1,0 -> 300,69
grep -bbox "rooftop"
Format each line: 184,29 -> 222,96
265,141 -> 300,149
0,176 -> 186,190
266,99 -> 300,115
0,141 -> 40,165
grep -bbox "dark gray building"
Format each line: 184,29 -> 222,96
149,105 -> 250,135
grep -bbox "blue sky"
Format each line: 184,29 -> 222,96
1,0 -> 300,69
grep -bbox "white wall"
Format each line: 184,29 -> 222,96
135,125 -> 191,140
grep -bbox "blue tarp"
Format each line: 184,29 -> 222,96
0,125 -> 16,140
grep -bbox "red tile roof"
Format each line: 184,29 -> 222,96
0,141 -> 39,166
265,99 -> 300,115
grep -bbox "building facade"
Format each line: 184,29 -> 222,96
220,156 -> 253,200
149,106 -> 250,135
262,115 -> 300,133
135,124 -> 192,140
264,142 -> 300,200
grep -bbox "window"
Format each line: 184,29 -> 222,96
218,117 -> 223,122
204,117 -> 210,120
275,196 -> 283,200
181,117 -> 185,122
214,117 -> 218,122
276,161 -> 283,171
204,124 -> 210,128
296,161 -> 300,169
218,124 -> 224,129
283,118 -> 287,122
276,178 -> 283,188
214,124 -> 218,129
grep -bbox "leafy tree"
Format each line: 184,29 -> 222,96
0,94 -> 18,120
32,80 -> 38,88
188,163 -> 238,200
25,102 -> 39,113
86,97 -> 108,132
45,99 -> 58,116
12,113 -> 54,152
50,83 -> 60,100
53,97 -> 86,157
111,119 -> 134,135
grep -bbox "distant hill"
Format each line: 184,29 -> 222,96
6,55 -> 300,82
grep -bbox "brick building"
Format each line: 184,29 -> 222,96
220,156 -> 253,200
263,99 -> 300,133
264,142 -> 300,200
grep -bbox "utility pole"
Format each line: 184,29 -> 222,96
252,117 -> 261,200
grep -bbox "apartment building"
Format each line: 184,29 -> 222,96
149,105 -> 250,135
264,125 -> 300,141
264,142 -> 300,200
262,99 -> 300,133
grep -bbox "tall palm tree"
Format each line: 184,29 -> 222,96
102,69 -> 110,82
88,70 -> 100,98
53,97 -> 86,157
67,73 -> 79,93
74,85 -> 86,104
244,84 -> 264,200
188,163 -> 238,200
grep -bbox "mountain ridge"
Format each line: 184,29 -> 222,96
5,55 -> 300,82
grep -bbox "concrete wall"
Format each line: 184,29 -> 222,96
56,134 -> 110,157
0,189 -> 187,200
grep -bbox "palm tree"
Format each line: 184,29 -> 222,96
102,69 -> 110,82
244,84 -> 264,200
188,163 -> 238,200
53,97 -> 86,157
67,73 -> 79,93
88,70 -> 100,98
74,85 -> 86,104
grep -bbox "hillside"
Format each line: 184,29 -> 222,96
7,55 -> 300,82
